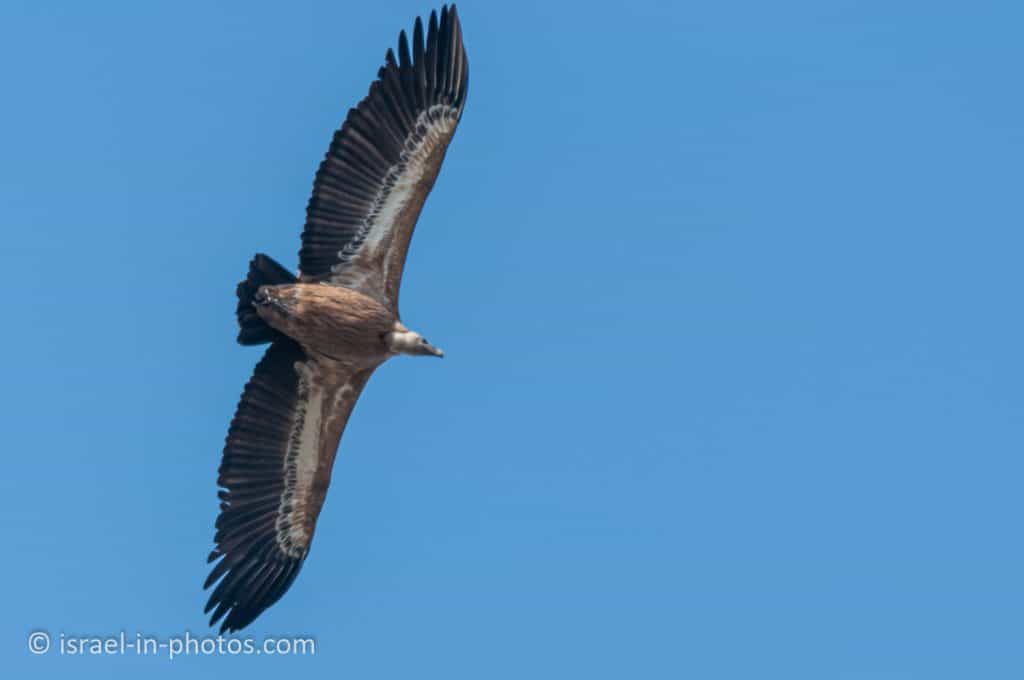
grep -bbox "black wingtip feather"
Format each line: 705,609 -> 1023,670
413,17 -> 425,62
398,30 -> 411,68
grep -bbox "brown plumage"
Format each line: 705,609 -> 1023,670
204,5 -> 468,633
253,284 -> 396,365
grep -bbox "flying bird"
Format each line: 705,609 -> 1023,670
203,5 -> 468,633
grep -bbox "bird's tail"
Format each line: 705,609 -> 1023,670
236,254 -> 297,345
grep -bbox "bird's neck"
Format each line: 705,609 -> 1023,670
385,325 -> 419,355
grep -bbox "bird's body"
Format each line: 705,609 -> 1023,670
203,4 -> 468,633
254,283 -> 397,368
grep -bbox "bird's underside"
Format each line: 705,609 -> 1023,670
204,4 -> 467,633
254,283 -> 398,368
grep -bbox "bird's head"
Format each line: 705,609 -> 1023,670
386,329 -> 444,358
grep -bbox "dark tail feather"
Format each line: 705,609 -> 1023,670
236,254 -> 297,345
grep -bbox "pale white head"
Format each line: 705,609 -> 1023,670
385,328 -> 444,358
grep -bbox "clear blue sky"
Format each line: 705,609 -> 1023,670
3,1 -> 1022,677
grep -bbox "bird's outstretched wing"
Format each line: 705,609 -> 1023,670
298,4 -> 468,313
204,340 -> 374,632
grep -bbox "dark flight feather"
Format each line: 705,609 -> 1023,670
298,5 -> 468,311
205,341 -> 309,633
